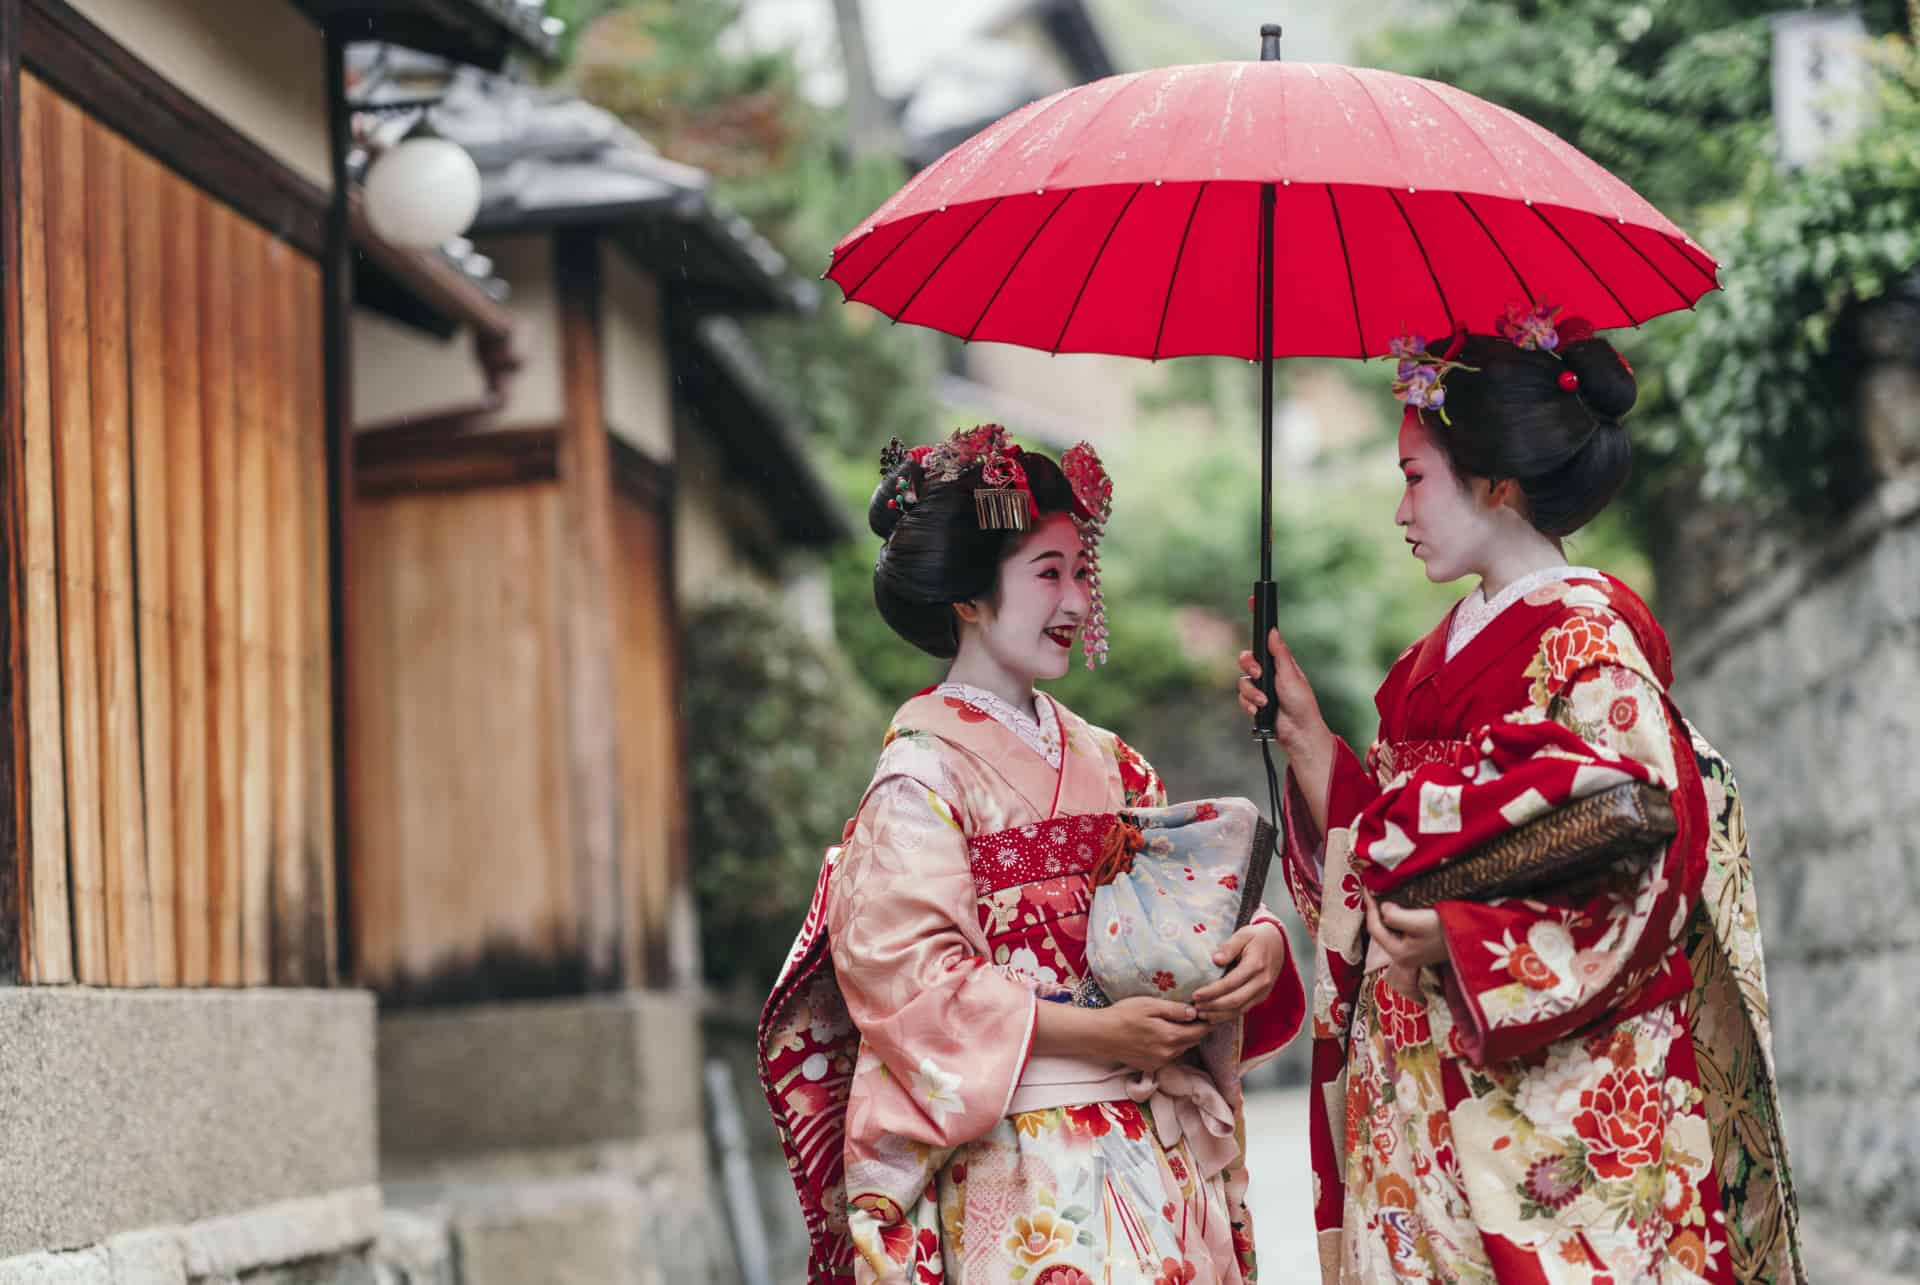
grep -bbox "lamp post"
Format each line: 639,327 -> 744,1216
362,133 -> 482,249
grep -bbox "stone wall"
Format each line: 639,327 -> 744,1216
1660,325 -> 1920,1280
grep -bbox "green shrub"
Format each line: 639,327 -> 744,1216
681,597 -> 886,992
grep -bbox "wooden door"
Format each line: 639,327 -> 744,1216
12,75 -> 334,986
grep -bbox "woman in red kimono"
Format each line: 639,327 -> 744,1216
762,428 -> 1305,1285
1238,307 -> 1802,1284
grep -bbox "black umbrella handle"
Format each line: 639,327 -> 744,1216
1251,579 -> 1279,740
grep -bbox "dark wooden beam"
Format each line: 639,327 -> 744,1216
0,0 -> 27,983
355,424 -> 561,499
20,0 -> 327,259
323,24 -> 352,987
555,234 -> 625,994
607,437 -> 672,515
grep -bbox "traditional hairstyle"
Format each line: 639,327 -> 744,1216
869,430 -> 1110,663
1393,303 -> 1638,538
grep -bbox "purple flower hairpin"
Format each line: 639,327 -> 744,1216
1389,329 -> 1477,424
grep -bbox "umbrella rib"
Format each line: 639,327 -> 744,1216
967,189 -> 1075,343
1650,230 -> 1721,292
1152,181 -> 1209,362
1456,193 -> 1534,304
1388,188 -> 1455,334
893,198 -> 1004,327
1325,185 -> 1368,359
1530,203 -> 1639,327
1053,182 -> 1143,355
1597,215 -> 1694,312
846,210 -> 937,305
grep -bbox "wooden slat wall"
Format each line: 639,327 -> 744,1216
349,484 -> 574,993
13,75 -> 335,987
17,73 -> 73,984
126,146 -> 177,987
610,496 -> 682,988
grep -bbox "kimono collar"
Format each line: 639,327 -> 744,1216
1447,565 -> 1603,661
933,682 -> 1061,769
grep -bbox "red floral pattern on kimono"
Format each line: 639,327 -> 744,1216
762,690 -> 1305,1285
1278,571 -> 1803,1284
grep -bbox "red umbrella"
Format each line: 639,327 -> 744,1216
829,27 -> 1717,732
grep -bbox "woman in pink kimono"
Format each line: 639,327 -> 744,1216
1237,308 -> 1802,1283
761,428 -> 1306,1285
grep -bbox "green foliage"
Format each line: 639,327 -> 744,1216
1367,0 -> 1920,518
680,598 -> 884,992
1670,37 -> 1920,512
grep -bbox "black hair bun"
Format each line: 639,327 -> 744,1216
1562,338 -> 1637,422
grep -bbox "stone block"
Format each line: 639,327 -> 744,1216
1800,1208 -> 1920,1282
0,991 -> 377,1260
448,1177 -> 642,1285
379,993 -> 703,1169
0,1251 -> 112,1285
236,1253 -> 376,1285
368,1213 -> 452,1285
1786,1087 -> 1920,1261
103,1231 -> 184,1285
1772,951 -> 1920,1095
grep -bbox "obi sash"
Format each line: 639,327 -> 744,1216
1010,1052 -> 1239,1179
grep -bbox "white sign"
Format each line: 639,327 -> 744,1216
1771,8 -> 1873,169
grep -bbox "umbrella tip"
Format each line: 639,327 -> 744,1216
1260,24 -> 1282,60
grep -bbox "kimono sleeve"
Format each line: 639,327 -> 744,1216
1114,734 -> 1166,808
1278,736 -> 1378,940
1354,610 -> 1705,1066
827,771 -> 1038,1158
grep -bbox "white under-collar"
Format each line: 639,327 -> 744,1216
935,682 -> 1062,769
1446,565 -> 1602,661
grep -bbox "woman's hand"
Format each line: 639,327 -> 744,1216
1192,922 -> 1289,1023
1237,624 -> 1336,825
1092,996 -> 1214,1073
1363,889 -> 1450,1000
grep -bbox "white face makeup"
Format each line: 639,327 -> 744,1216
959,513 -> 1092,686
1393,409 -> 1509,585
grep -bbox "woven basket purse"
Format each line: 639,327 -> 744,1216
1389,781 -> 1676,910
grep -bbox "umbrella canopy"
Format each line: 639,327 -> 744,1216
826,59 -> 1718,358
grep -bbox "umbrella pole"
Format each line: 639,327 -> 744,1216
1251,25 -> 1282,743
1252,177 -> 1278,743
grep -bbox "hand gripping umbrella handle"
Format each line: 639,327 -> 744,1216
1250,579 -> 1279,740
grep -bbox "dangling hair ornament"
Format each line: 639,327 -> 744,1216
923,424 -> 1040,532
878,436 -> 919,516
1061,442 -> 1113,670
1389,324 -> 1476,424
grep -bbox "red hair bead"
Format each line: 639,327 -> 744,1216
1558,370 -> 1580,393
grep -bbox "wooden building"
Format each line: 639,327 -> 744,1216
0,1 -> 840,1277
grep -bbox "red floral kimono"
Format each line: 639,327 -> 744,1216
1279,570 -> 1803,1284
761,687 -> 1306,1284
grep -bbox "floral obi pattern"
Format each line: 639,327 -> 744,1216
970,813 -> 1115,1001
1367,736 -> 1477,786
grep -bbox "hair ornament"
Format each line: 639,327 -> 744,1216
1061,442 -> 1113,669
1389,327 -> 1478,424
916,424 -> 1042,532
1495,299 -> 1565,351
1558,370 -> 1580,393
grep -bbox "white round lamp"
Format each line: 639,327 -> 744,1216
364,137 -> 482,249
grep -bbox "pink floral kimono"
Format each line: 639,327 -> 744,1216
1279,567 -> 1803,1284
760,684 -> 1306,1284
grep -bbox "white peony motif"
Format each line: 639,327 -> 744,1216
911,1058 -> 965,1124
1418,781 -> 1464,834
1006,946 -> 1061,989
